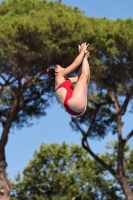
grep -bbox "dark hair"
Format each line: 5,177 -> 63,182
47,65 -> 57,80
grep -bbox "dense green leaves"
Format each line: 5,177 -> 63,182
11,143 -> 126,200
0,0 -> 133,199
71,17 -> 133,139
0,0 -> 94,129
0,0 -> 133,130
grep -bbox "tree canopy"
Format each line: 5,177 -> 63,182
0,0 -> 96,199
11,142 -> 128,200
71,17 -> 133,200
0,0 -> 133,199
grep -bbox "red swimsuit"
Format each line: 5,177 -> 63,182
55,79 -> 82,116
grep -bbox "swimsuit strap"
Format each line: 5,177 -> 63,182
55,79 -> 72,91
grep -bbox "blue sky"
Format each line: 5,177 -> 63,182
2,0 -> 133,181
62,0 -> 133,20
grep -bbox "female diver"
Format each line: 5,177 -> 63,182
47,42 -> 90,116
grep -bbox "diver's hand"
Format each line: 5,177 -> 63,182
80,42 -> 89,52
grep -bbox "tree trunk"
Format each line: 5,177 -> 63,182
119,176 -> 133,200
0,159 -> 11,200
0,113 -> 19,200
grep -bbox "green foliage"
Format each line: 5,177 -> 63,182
0,0 -> 132,198
0,0 -> 132,132
0,0 -> 95,129
11,143 -> 125,200
90,18 -> 133,93
71,17 -> 133,139
0,0 -> 93,66
1,0 -> 132,135
105,141 -> 133,188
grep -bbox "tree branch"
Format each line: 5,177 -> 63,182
82,137 -> 117,177
0,97 -> 19,150
119,91 -> 133,115
86,104 -> 100,136
72,118 -> 117,178
124,129 -> 133,142
0,118 -> 6,124
0,110 -> 8,118
0,118 -> 12,152
3,86 -> 16,100
107,86 -> 120,113
22,71 -> 45,93
33,78 -> 50,85
0,75 -> 7,83
72,118 -> 85,136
